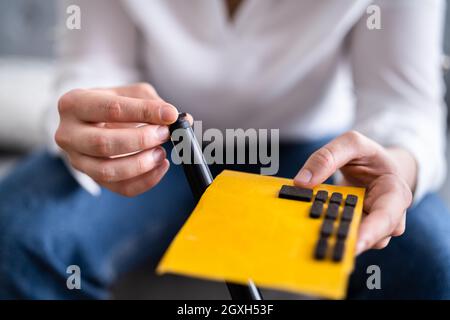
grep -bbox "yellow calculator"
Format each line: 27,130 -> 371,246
157,170 -> 365,299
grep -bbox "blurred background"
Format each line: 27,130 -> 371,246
0,0 -> 449,299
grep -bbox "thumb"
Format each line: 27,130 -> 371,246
294,147 -> 336,188
294,131 -> 371,188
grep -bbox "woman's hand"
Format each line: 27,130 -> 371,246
294,131 -> 416,254
55,83 -> 179,197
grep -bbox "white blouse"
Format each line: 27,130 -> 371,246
45,0 -> 448,202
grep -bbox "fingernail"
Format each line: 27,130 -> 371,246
161,104 -> 177,123
356,240 -> 367,255
156,126 -> 169,141
152,148 -> 165,163
296,169 -> 312,184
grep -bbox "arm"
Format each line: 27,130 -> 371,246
48,0 -> 179,196
295,0 -> 447,254
350,0 -> 447,201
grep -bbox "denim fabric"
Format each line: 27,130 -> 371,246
0,142 -> 449,299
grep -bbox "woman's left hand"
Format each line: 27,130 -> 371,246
294,131 -> 416,254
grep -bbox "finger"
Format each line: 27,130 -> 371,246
294,131 -> 379,187
356,184 -> 409,254
101,111 -> 185,130
94,83 -> 161,128
67,124 -> 170,157
103,160 -> 170,197
356,209 -> 392,255
102,123 -> 145,129
372,236 -> 392,250
112,82 -> 161,99
68,147 -> 166,183
59,89 -> 178,124
185,113 -> 194,126
392,212 -> 407,237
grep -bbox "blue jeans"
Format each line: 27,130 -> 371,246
0,142 -> 449,299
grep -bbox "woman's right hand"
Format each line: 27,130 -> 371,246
55,83 -> 179,196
